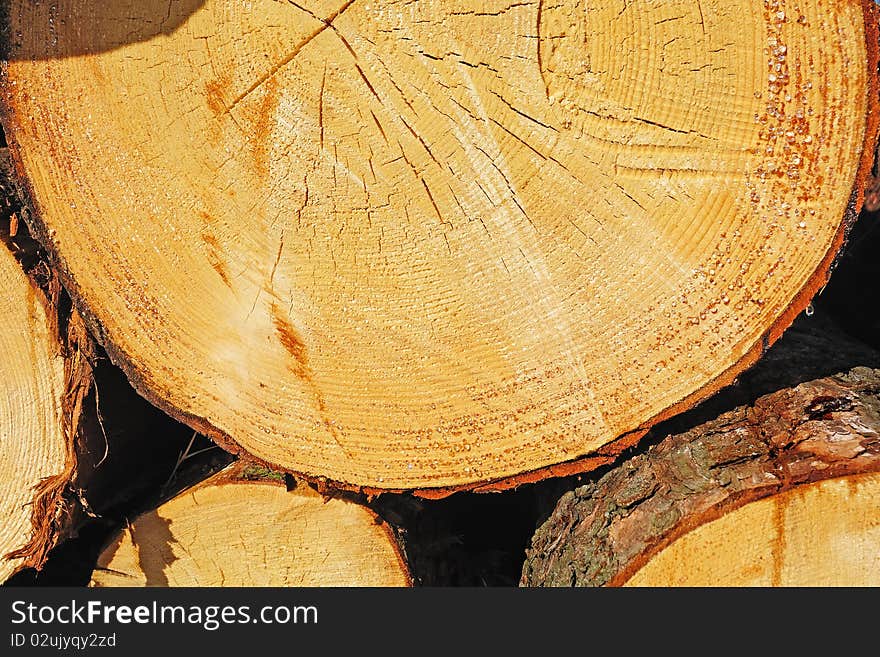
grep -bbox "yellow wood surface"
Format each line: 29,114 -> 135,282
90,473 -> 411,586
0,245 -> 65,581
4,1 -> 874,488
626,473 -> 880,586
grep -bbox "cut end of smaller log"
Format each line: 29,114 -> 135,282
521,367 -> 880,587
0,237 -> 68,580
626,471 -> 880,586
89,464 -> 411,587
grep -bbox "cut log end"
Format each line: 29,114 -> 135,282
4,1 -> 879,491
89,465 -> 411,587
0,241 -> 67,580
625,472 -> 880,586
520,367 -> 880,587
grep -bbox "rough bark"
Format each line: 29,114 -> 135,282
521,367 -> 880,586
2,1 -> 878,493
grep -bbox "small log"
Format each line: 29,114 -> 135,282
90,464 -> 411,587
521,367 -> 880,586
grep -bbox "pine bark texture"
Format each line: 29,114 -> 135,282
521,367 -> 880,586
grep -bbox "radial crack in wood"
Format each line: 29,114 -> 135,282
0,239 -> 67,581
2,1 -> 878,491
89,465 -> 411,587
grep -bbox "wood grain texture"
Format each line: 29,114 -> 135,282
626,472 -> 880,586
3,1 -> 878,491
90,466 -> 411,587
521,367 -> 880,586
0,242 -> 66,581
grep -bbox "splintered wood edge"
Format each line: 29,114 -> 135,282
91,462 -> 413,586
520,368 -> 880,586
0,221 -> 72,576
2,1 -> 879,498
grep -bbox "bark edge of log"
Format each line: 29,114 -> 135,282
1,2 -> 878,497
521,366 -> 880,586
